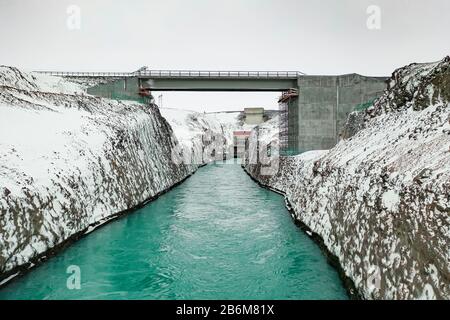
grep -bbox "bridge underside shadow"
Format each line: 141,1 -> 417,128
141,78 -> 298,92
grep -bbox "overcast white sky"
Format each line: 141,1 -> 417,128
1,0 -> 449,112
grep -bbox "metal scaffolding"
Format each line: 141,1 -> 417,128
278,89 -> 299,156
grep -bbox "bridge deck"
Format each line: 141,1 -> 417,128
35,70 -> 305,79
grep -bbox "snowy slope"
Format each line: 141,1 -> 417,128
0,66 -> 85,94
160,108 -> 257,164
0,67 -> 194,282
245,57 -> 450,299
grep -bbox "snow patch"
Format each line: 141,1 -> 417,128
381,190 -> 401,212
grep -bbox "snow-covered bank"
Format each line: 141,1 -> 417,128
0,67 -> 195,282
245,57 -> 450,299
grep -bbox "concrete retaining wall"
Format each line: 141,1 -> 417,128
87,77 -> 147,103
294,74 -> 387,153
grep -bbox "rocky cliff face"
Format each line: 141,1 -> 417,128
245,57 -> 450,299
0,67 -> 195,283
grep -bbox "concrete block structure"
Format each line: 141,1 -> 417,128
280,74 -> 387,155
86,77 -> 153,104
243,107 -> 265,125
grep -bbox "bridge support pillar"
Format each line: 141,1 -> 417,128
286,74 -> 387,155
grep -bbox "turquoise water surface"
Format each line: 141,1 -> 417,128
0,161 -> 347,299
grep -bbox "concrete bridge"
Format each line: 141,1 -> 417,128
36,70 -> 304,92
36,69 -> 387,154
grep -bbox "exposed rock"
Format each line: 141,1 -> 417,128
2,188 -> 10,197
339,111 -> 365,140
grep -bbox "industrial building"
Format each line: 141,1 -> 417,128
243,107 -> 265,125
233,130 -> 252,158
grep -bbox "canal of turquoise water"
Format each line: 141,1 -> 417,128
0,161 -> 347,300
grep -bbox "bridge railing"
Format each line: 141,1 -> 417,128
137,70 -> 304,78
35,70 -> 305,78
35,71 -> 132,77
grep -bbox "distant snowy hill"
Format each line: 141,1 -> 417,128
159,108 -> 262,162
